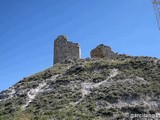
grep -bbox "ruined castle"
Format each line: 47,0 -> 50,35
54,35 -> 117,64
54,35 -> 81,64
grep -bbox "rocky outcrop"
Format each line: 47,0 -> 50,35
90,44 -> 117,58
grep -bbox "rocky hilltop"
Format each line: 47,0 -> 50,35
0,44 -> 160,120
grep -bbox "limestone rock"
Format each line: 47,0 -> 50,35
90,44 -> 117,58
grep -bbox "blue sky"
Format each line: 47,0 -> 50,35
0,0 -> 159,91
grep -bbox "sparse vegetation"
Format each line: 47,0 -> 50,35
0,56 -> 160,119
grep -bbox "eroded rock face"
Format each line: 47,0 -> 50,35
54,35 -> 81,64
90,44 -> 117,58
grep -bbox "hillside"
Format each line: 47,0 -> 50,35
0,56 -> 160,120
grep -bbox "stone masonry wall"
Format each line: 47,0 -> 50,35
90,44 -> 117,59
54,35 -> 81,64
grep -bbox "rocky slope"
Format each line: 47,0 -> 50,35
0,56 -> 160,120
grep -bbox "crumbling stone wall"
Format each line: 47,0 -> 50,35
157,60 -> 160,65
54,35 -> 81,64
90,44 -> 117,59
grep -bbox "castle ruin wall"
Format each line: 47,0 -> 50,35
54,35 -> 81,64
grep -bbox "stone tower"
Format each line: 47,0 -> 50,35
90,44 -> 117,59
54,35 -> 81,64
